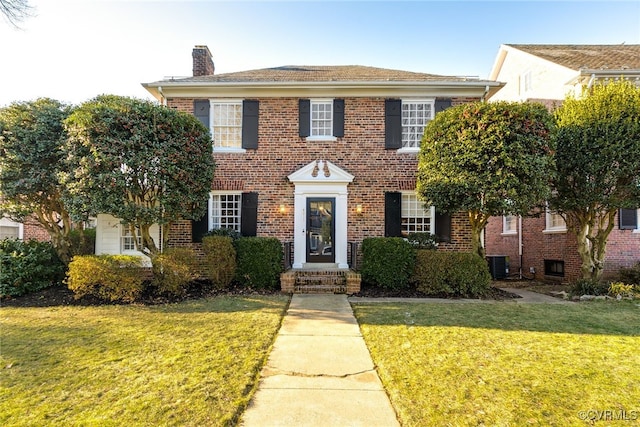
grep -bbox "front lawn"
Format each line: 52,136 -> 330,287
1,296 -> 289,426
352,301 -> 640,426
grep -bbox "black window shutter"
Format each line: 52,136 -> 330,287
193,100 -> 210,130
385,99 -> 402,149
241,192 -> 258,237
299,99 -> 310,137
191,198 -> 210,243
384,192 -> 402,237
435,209 -> 452,243
435,98 -> 452,114
333,99 -> 345,137
242,100 -> 259,149
619,208 -> 638,230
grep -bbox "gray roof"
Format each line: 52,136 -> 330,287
161,65 -> 482,84
508,44 -> 640,70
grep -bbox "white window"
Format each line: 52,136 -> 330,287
545,207 -> 567,233
0,225 -> 20,240
402,100 -> 434,149
311,100 -> 333,137
121,226 -> 141,252
503,215 -> 518,234
401,193 -> 434,235
211,193 -> 242,232
211,101 -> 242,149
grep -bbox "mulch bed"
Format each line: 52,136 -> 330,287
0,281 -> 279,308
2,281 -> 522,308
352,282 -> 521,300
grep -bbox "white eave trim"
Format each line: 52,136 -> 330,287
143,80 -> 504,101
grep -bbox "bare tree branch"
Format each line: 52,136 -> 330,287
0,0 -> 34,28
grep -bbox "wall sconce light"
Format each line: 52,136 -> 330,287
356,204 -> 363,214
279,204 -> 286,214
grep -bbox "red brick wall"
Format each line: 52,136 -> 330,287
486,213 -> 640,282
23,217 -> 50,242
166,96 -> 476,253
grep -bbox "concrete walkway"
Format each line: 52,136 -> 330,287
241,294 -> 400,426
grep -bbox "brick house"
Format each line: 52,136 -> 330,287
95,45 -> 503,283
0,216 -> 50,242
485,44 -> 640,281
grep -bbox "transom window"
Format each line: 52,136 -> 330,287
311,100 -> 333,137
211,193 -> 242,232
211,102 -> 242,149
401,193 -> 434,235
402,100 -> 434,149
121,226 -> 141,252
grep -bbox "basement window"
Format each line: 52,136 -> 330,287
544,259 -> 565,277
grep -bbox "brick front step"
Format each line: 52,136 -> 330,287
280,270 -> 361,294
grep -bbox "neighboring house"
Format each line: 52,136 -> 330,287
485,44 -> 640,281
93,45 -> 503,273
0,215 -> 50,242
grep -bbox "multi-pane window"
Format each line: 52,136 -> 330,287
311,101 -> 333,137
211,193 -> 242,232
401,193 -> 433,235
402,100 -> 434,149
121,226 -> 141,252
0,226 -> 19,240
211,102 -> 242,149
544,259 -> 565,277
545,207 -> 566,232
503,215 -> 517,234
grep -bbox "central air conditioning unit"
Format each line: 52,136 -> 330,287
486,255 -> 509,280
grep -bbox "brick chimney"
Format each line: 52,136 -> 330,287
192,45 -> 215,77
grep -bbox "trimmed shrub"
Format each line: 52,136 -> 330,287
361,237 -> 415,290
411,250 -> 491,297
69,228 -> 96,257
204,227 -> 241,241
619,262 -> 640,285
234,237 -> 283,290
152,248 -> 199,297
0,239 -> 66,297
202,235 -> 236,289
570,278 -> 609,296
406,232 -> 438,250
66,255 -> 145,302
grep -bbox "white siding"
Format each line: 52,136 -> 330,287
95,213 -> 160,266
490,46 -> 579,102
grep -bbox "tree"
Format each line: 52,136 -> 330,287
63,95 -> 215,258
1,0 -> 33,27
550,80 -> 640,281
417,101 -> 555,258
0,98 -> 75,263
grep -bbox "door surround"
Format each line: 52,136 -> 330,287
288,160 -> 354,269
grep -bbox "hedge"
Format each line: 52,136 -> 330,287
234,237 -> 283,290
411,250 -> 491,297
0,239 -> 65,297
361,237 -> 415,290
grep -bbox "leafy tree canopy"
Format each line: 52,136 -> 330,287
417,101 -> 555,257
0,98 -> 75,263
550,80 -> 640,280
63,95 -> 215,256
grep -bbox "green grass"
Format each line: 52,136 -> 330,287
352,301 -> 640,427
0,296 -> 289,427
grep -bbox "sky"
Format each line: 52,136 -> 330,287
1,0 -> 639,107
